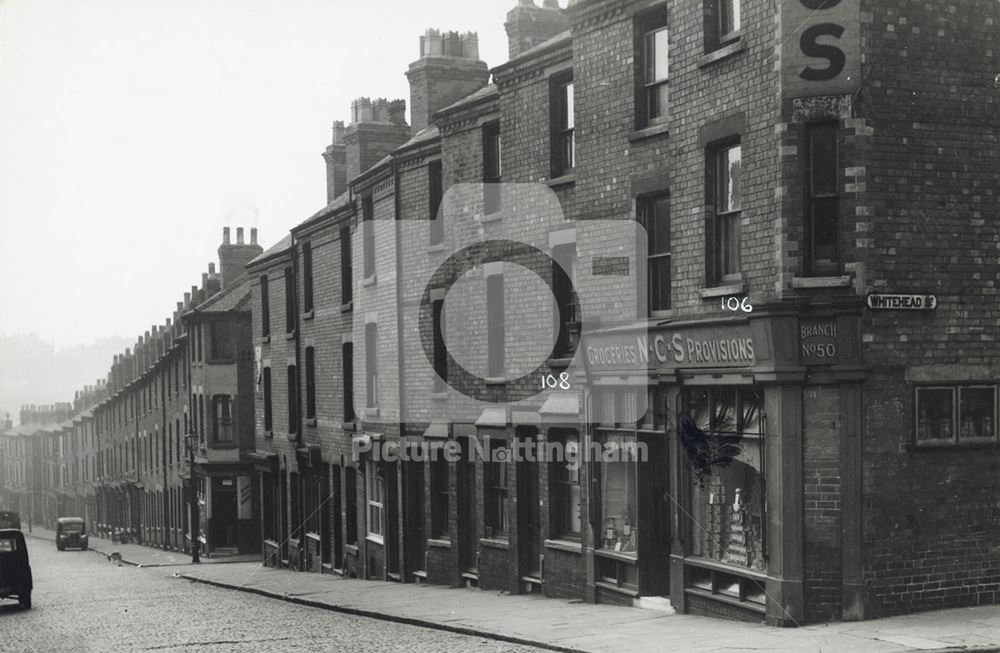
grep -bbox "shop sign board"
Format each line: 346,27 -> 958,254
800,320 -> 838,364
584,324 -> 755,372
866,294 -> 937,310
782,0 -> 861,98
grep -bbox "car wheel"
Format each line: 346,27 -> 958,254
18,591 -> 31,609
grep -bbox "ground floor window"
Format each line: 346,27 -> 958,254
548,429 -> 581,540
345,466 -> 358,545
366,460 -> 383,540
685,386 -> 765,572
599,432 -> 638,553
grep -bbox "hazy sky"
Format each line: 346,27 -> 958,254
0,0 -> 527,348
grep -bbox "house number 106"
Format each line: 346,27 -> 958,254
722,296 -> 753,313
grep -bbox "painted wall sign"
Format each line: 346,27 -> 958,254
866,294 -> 938,310
585,325 -> 756,372
782,0 -> 861,98
800,320 -> 838,364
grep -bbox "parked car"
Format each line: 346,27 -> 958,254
0,529 -> 32,608
56,517 -> 88,551
0,511 -> 20,530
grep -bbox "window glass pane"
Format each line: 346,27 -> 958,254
718,145 -> 742,213
565,82 -> 574,130
917,388 -> 954,440
652,28 -> 668,81
811,197 -> 839,262
649,255 -> 671,312
690,389 -> 710,432
740,389 -> 762,435
810,126 -> 838,196
713,389 -> 737,433
959,387 -> 995,440
600,433 -> 637,552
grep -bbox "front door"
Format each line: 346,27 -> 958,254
211,478 -> 238,549
458,437 -> 478,574
405,460 -> 426,576
331,465 -> 343,569
517,427 -> 541,580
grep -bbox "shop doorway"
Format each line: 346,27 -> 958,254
516,427 -> 541,585
458,437 -> 478,576
211,477 -> 238,550
405,460 -> 426,576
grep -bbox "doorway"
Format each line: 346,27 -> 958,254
517,427 -> 541,583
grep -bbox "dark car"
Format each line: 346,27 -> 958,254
0,511 -> 20,530
56,517 -> 88,551
0,529 -> 32,608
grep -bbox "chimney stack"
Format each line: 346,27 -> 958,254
344,98 -> 411,181
324,121 -> 348,203
217,225 -> 264,288
505,1 -> 568,60
406,28 -> 490,133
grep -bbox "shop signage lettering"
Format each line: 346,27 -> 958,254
585,331 -> 755,370
782,0 -> 860,98
800,321 -> 838,363
866,293 -> 938,310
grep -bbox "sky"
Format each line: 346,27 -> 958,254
0,0 -> 532,348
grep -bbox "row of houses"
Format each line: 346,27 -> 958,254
4,0 -> 999,627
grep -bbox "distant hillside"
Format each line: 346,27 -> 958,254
0,333 -> 131,424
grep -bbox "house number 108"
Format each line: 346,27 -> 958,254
541,373 -> 571,390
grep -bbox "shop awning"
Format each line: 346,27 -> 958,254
539,392 -> 579,416
422,420 -> 449,439
475,406 -> 508,428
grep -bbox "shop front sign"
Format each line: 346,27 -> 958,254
782,0 -> 861,98
800,320 -> 838,364
585,324 -> 756,373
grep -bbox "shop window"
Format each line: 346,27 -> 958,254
263,367 -> 273,432
213,395 -> 233,443
362,195 -> 375,279
343,343 -> 355,422
482,121 -> 502,215
305,346 -> 317,420
484,438 -> 509,538
429,161 -> 444,244
430,455 -> 449,538
705,0 -> 741,52
599,432 -> 638,554
302,241 -> 314,313
340,226 -> 353,306
916,385 -> 997,445
708,141 -> 742,284
432,299 -> 447,391
210,320 -> 234,361
636,5 -> 669,127
686,386 -> 765,572
345,466 -> 358,545
551,244 -> 579,359
549,429 -> 581,539
550,74 -> 575,177
366,460 -> 384,541
638,194 -> 671,313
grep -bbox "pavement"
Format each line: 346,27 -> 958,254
25,528 -> 1000,653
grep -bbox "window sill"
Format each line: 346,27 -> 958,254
366,534 -> 384,546
791,275 -> 852,289
595,580 -> 640,598
364,407 -> 380,418
285,331 -> 296,341
341,420 -> 357,432
286,432 -> 298,441
340,301 -> 353,313
260,335 -> 271,345
484,377 -> 507,386
302,310 -> 314,321
595,547 -> 638,563
427,538 -> 452,549
431,391 -> 448,401
305,418 -> 317,428
480,537 -> 510,551
908,439 -> 998,451
362,275 -> 377,288
344,544 -> 359,555
699,282 -> 746,299
700,38 -> 745,67
544,538 -> 582,554
546,356 -> 574,368
427,242 -> 447,253
480,211 -> 503,224
628,122 -> 671,143
544,173 -> 576,189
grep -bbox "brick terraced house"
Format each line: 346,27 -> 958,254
2,229 -> 264,558
248,0 -> 999,626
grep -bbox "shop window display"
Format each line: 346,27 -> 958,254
686,387 -> 765,572
599,432 -> 638,553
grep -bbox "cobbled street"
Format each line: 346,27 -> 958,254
0,535 -> 540,653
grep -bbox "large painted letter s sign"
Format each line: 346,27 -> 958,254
783,0 -> 860,97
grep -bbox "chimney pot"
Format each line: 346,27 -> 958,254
209,262 -> 216,275
237,227 -> 245,244
251,227 -> 258,244
332,121 -> 345,145
223,226 -> 231,244
202,272 -> 209,287
183,292 -> 191,305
